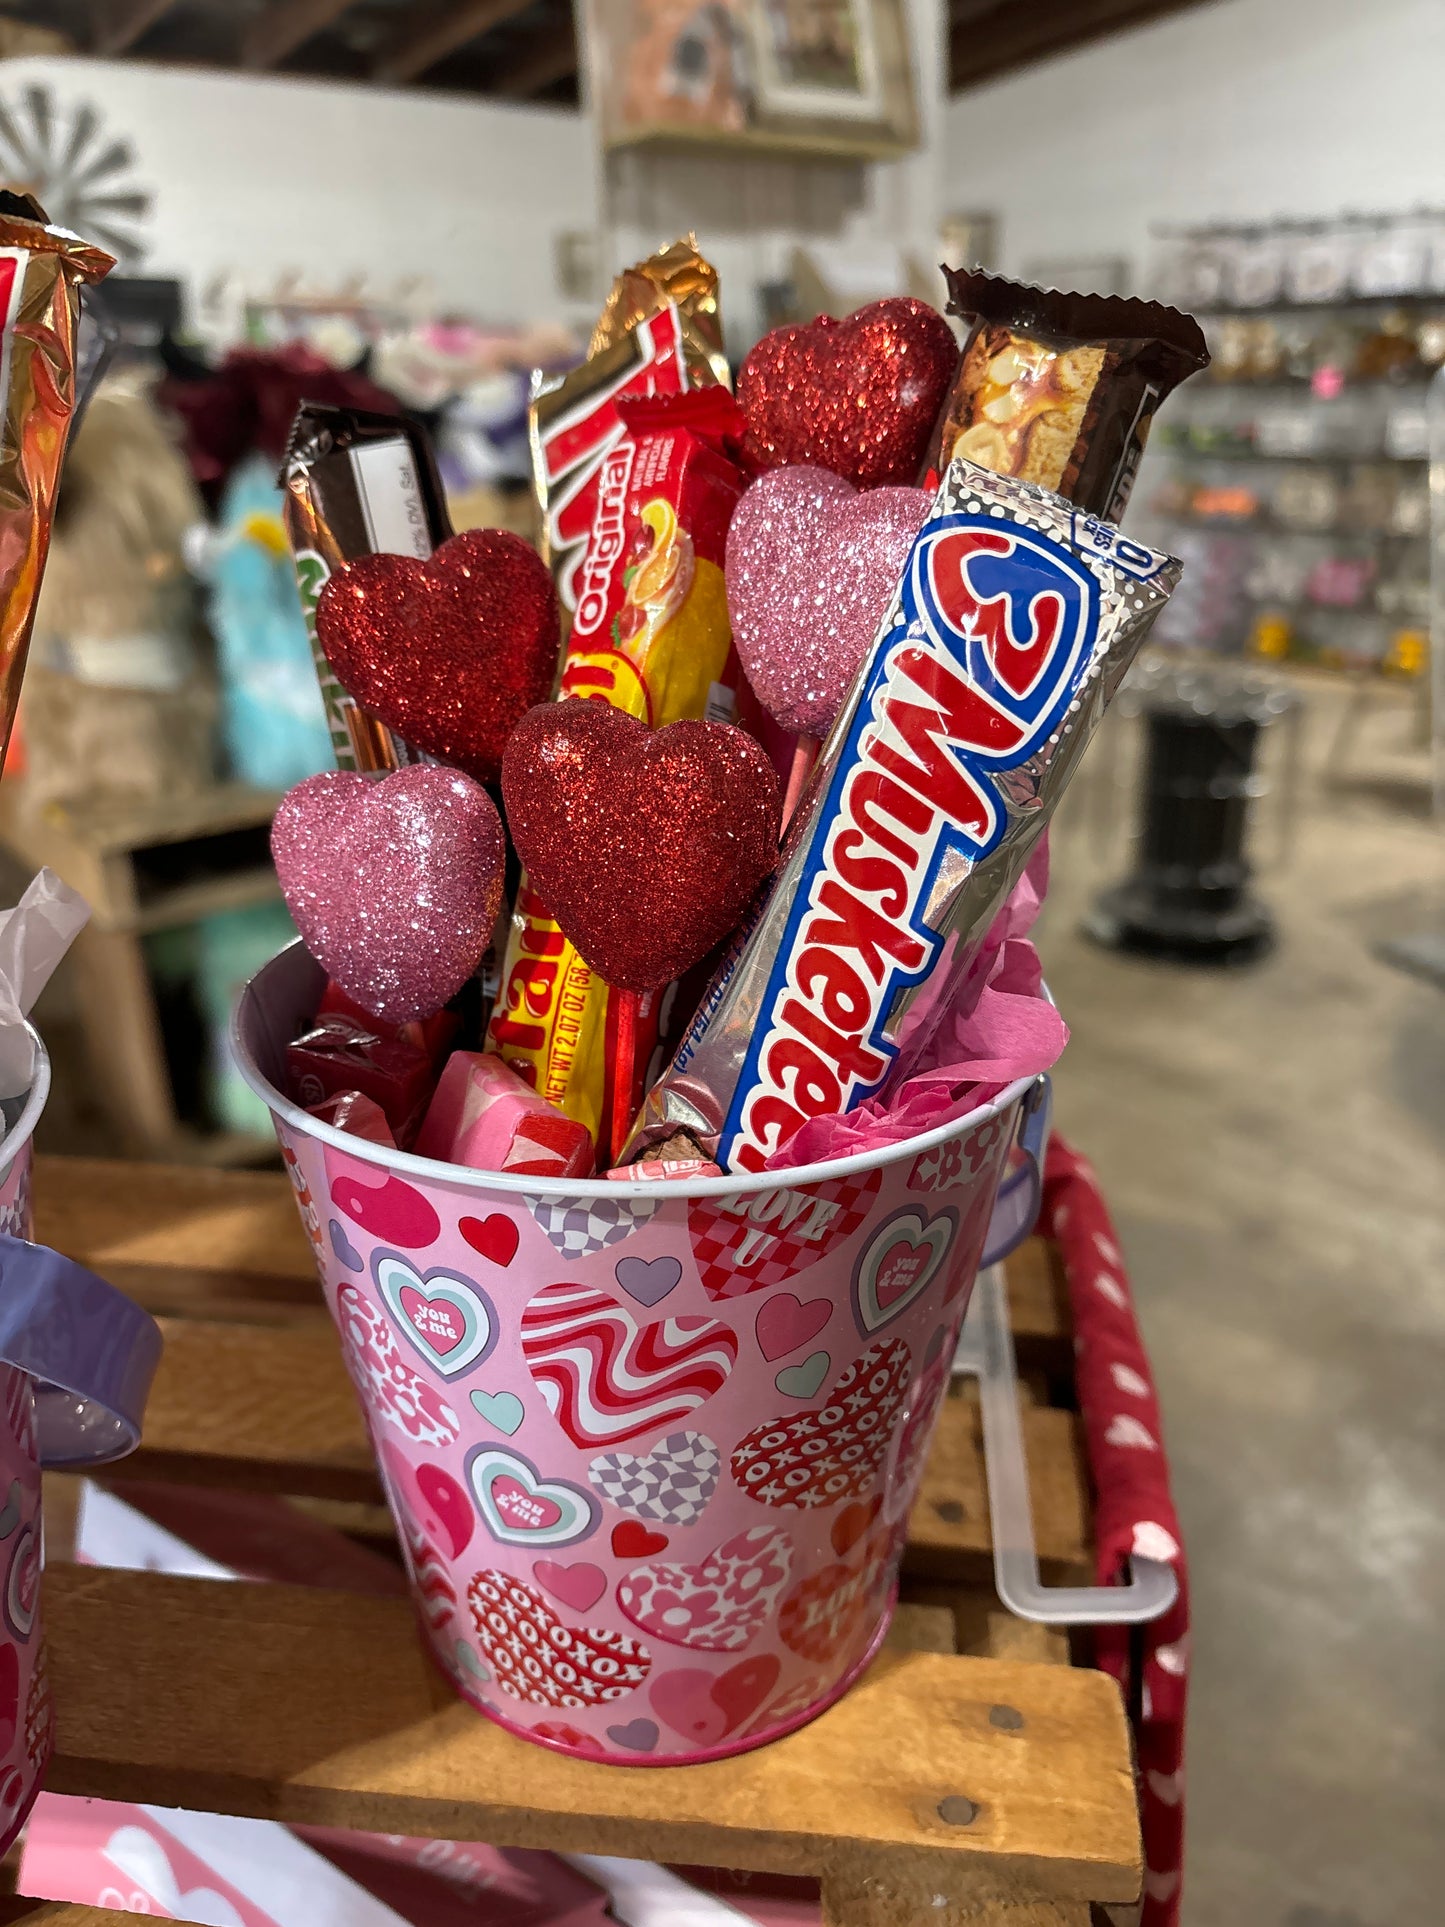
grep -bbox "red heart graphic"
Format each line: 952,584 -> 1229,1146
612,1520 -> 668,1559
689,1168 -> 881,1303
732,1339 -> 911,1509
460,1212 -> 519,1268
502,700 -> 782,992
329,1163 -> 441,1247
469,1570 -> 651,1708
737,298 -> 958,490
618,1526 -> 792,1651
830,1495 -> 881,1556
755,1291 -> 832,1362
317,528 -> 560,784
413,1460 -> 475,1560
650,1653 -> 780,1745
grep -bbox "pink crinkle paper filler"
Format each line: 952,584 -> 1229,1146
765,838 -> 1065,1171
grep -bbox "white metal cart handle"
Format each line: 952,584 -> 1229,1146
952,1263 -> 1178,1627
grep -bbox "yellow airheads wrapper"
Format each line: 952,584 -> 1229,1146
489,389 -> 752,1142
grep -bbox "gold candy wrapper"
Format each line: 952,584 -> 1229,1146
587,233 -> 728,387
531,237 -> 729,616
0,192 -> 113,773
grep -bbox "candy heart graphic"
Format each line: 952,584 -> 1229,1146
460,1213 -> 520,1268
534,1560 -> 607,1613
726,468 -> 931,736
273,766 -> 505,1024
328,1218 -> 363,1272
774,1350 -> 829,1399
468,1569 -> 651,1708
467,1444 -> 598,1549
317,527 -> 560,784
470,1387 -> 525,1436
755,1292 -> 831,1363
374,1252 -> 496,1380
737,298 -> 958,489
502,700 -> 782,992
649,1654 -> 780,1745
852,1207 -> 958,1335
688,1168 -> 880,1303
338,1284 -> 459,1447
830,1496 -> 881,1557
614,1254 -> 683,1307
327,1155 -> 441,1247
618,1525 -> 793,1652
733,1339 -> 911,1509
588,1430 -> 720,1526
611,1521 -> 668,1559
521,1280 -> 738,1449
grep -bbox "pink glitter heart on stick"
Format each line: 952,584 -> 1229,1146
272,766 -> 505,1024
725,465 -> 932,739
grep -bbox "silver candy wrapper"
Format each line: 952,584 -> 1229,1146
629,458 -> 1182,1173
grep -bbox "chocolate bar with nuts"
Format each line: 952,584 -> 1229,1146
931,271 -> 1208,520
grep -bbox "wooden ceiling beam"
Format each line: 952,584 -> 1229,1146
372,0 -> 538,85
490,30 -> 577,99
241,0 -> 358,70
89,0 -> 177,56
951,0 -> 1219,91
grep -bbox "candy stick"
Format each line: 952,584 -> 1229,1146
603,983 -> 642,1168
780,733 -> 818,834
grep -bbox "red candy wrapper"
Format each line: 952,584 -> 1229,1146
287,1017 -> 436,1149
306,1090 -> 397,1147
317,980 -> 458,1065
414,1050 -> 594,1178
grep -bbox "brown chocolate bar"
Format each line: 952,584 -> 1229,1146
933,270 -> 1209,519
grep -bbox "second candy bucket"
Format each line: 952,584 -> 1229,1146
233,943 -> 1048,1765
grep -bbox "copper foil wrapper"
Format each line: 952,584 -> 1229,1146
280,403 -> 452,771
629,459 -> 1181,1172
931,270 -> 1209,520
587,234 -> 728,387
0,193 -> 113,773
532,239 -> 728,617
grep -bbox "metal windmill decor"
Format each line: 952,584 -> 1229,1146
0,81 -> 150,263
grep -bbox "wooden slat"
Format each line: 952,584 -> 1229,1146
44,1568 -> 1140,1906
373,0 -> 537,84
35,1158 -> 310,1281
491,30 -> 578,98
89,0 -> 176,56
242,0 -> 357,68
951,0 -> 1214,92
0,1906 -> 141,1925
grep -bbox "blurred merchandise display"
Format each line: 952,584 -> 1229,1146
1139,212 -> 1438,682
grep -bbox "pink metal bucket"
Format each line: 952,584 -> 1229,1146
0,1029 -> 162,1846
233,944 -> 1048,1765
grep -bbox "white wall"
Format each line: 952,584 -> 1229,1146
4,54 -> 593,326
945,0 -> 1445,289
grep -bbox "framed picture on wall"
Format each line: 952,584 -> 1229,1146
583,0 -> 917,158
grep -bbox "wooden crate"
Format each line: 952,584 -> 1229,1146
13,1157 -> 1138,1927
0,785 -> 282,1165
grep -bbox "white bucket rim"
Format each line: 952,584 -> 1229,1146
231,943 -> 1037,1203
0,1024 -> 49,1181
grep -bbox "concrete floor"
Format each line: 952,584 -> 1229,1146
1040,679 -> 1445,1926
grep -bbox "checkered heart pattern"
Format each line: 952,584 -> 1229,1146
687,1167 -> 883,1302
588,1432 -> 721,1526
525,1193 -> 661,1259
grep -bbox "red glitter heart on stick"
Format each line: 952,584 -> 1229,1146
501,701 -> 782,993
316,528 -> 560,784
737,298 -> 958,491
